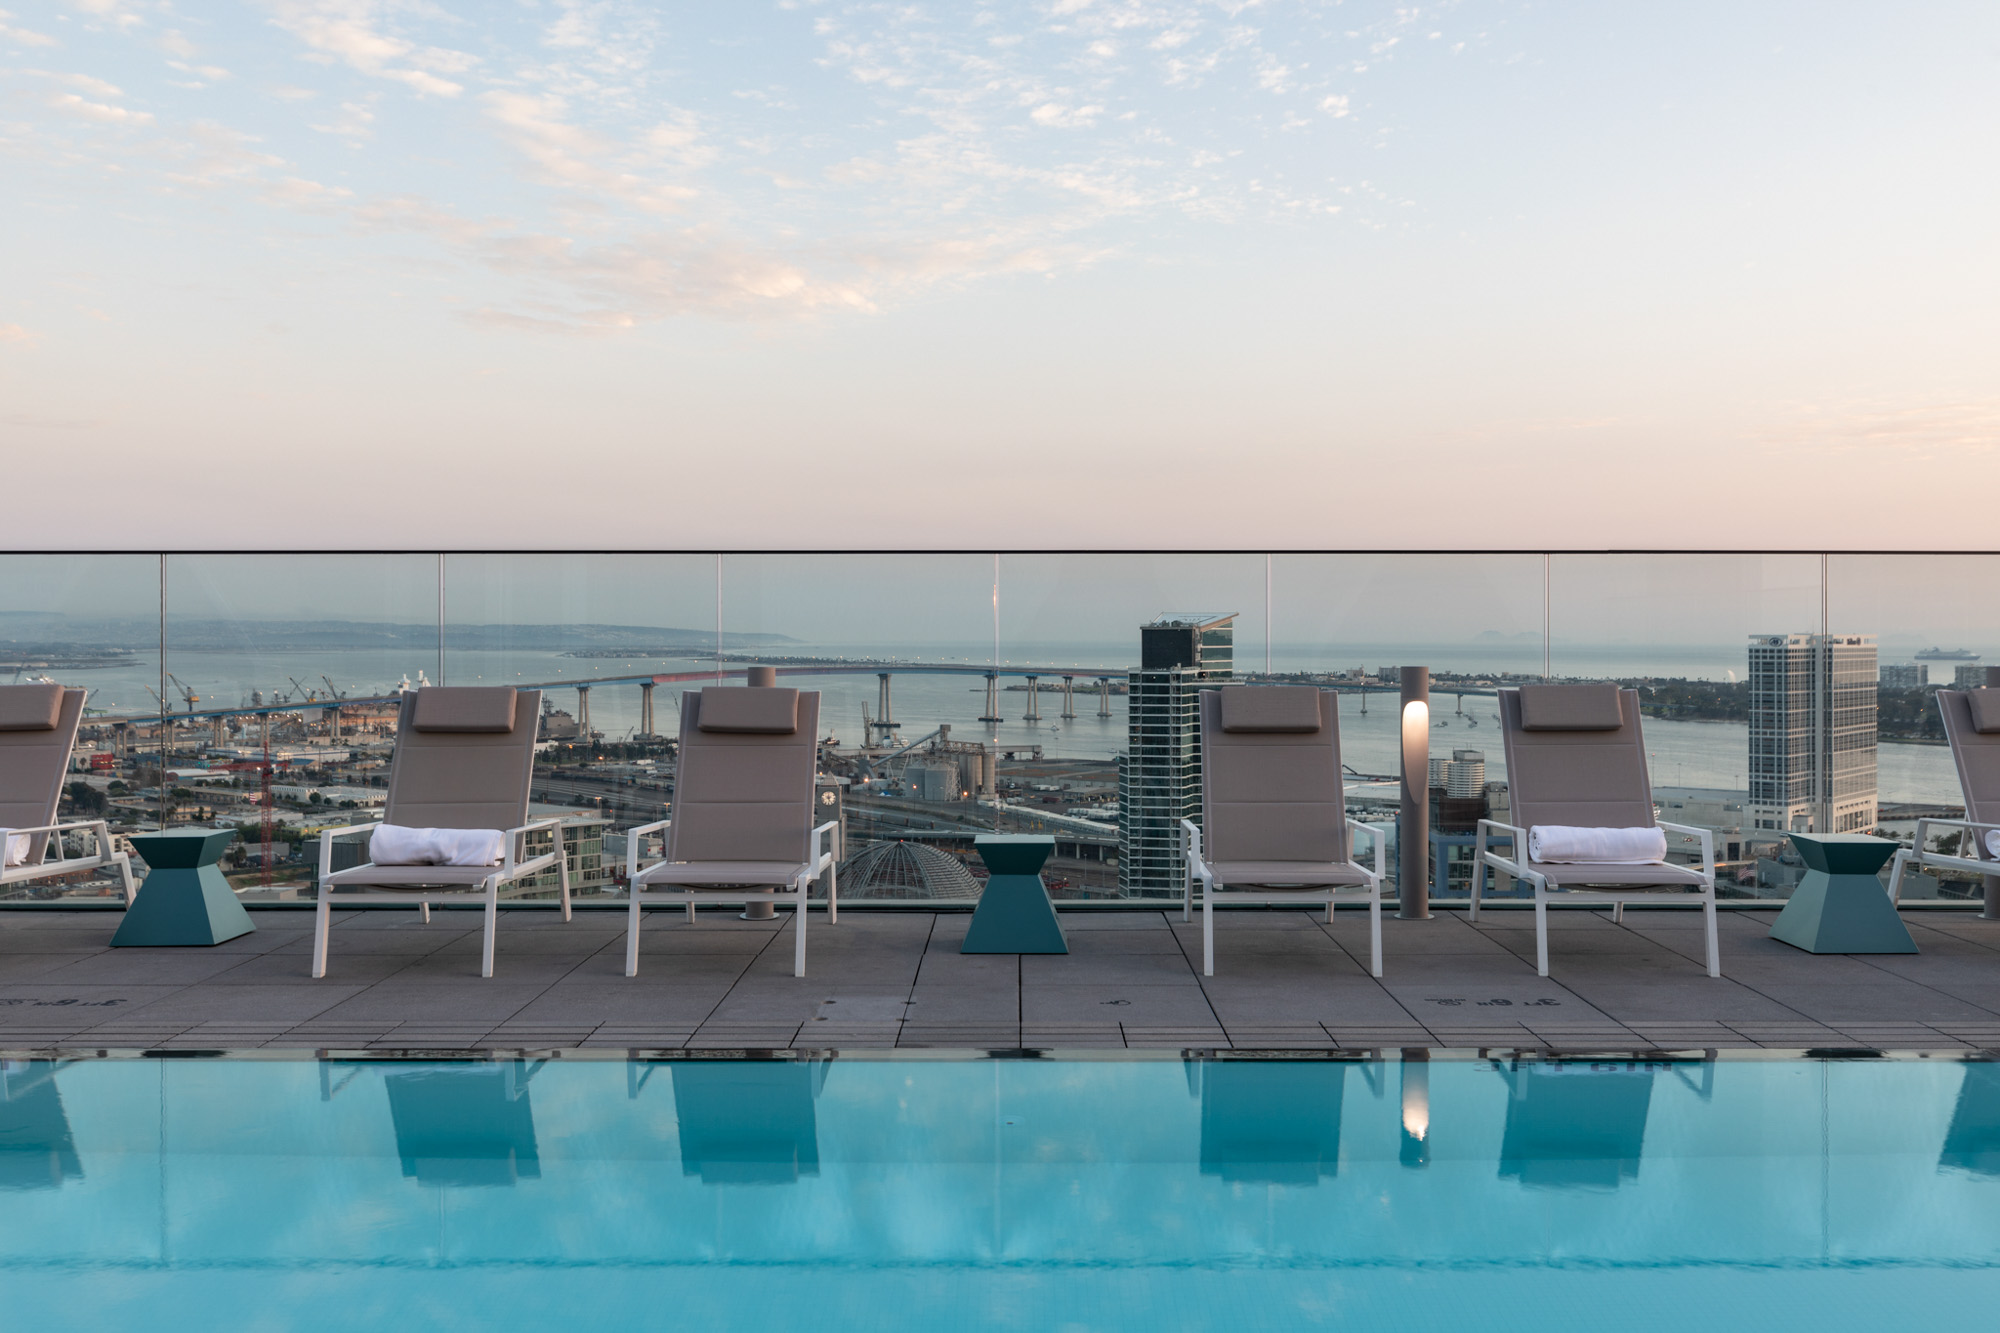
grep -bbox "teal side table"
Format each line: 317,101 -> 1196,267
111,829 -> 254,947
1768,833 -> 1916,955
961,835 -> 1068,955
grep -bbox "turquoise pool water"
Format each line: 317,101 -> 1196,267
3,1054 -> 1998,1330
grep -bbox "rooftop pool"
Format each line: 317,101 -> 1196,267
4,1052 -> 1998,1330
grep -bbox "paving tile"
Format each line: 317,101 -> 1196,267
1023,982 -> 1218,1025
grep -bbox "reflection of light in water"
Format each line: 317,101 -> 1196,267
1401,1084 -> 1429,1140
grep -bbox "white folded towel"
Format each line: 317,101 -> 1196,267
370,824 -> 506,868
1,830 -> 28,868
1984,829 -> 2000,860
1529,825 -> 1667,865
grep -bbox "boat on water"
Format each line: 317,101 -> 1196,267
1915,647 -> 1980,661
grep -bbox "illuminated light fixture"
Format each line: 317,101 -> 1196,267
1399,666 -> 1431,920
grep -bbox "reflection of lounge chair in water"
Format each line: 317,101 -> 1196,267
0,1060 -> 83,1191
1498,1062 -> 1655,1191
1939,1063 -> 2000,1177
1192,1059 -> 1346,1185
664,1060 -> 829,1185
384,1065 -> 541,1188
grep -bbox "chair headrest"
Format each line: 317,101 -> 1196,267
1517,684 -> 1624,731
1218,685 -> 1322,733
408,687 -> 518,733
1967,689 -> 2000,735
698,687 -> 800,734
0,683 -> 63,732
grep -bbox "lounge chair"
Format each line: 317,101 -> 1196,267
1181,685 -> 1387,977
0,684 -> 135,905
1888,687 -> 2000,907
312,687 -> 567,978
1477,684 -> 1719,977
624,685 -> 837,979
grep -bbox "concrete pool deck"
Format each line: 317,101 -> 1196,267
3,905 -> 2000,1053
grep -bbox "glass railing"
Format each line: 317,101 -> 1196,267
1,552 -> 1986,908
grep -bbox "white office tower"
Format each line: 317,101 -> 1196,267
1748,634 -> 1878,835
1879,663 -> 1927,689
1117,613 -> 1234,897
1445,750 -> 1486,799
1428,756 -> 1449,788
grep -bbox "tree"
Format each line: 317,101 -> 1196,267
62,782 -> 107,816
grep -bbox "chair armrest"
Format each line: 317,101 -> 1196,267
318,820 -> 384,881
1478,819 -> 1530,875
1657,821 -> 1716,878
502,817 -> 565,876
627,818 -> 672,883
1347,820 -> 1390,881
810,819 -> 840,869
1180,819 -> 1209,880
1914,818 -> 2000,859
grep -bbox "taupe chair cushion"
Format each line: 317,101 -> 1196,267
668,690 -> 821,865
1517,684 -> 1624,731
0,684 -> 63,732
1218,685 -> 1323,733
383,689 -> 541,831
697,687 -> 800,735
1499,688 -> 1656,833
409,687 -> 519,733
1206,860 -> 1369,887
1938,692 -> 2000,848
1965,689 -> 2000,735
0,687 -> 84,865
1199,687 -> 1347,870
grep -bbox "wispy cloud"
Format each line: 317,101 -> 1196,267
1763,399 -> 2000,460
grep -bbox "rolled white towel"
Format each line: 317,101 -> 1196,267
1984,829 -> 2000,860
1,830 -> 28,868
370,824 -> 506,868
1529,825 -> 1667,865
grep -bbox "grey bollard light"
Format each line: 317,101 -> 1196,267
1987,667 -> 2000,921
1398,666 -> 1431,920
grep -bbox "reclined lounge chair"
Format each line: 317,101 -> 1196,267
1888,686 -> 2000,908
624,685 -> 836,978
1478,684 -> 1719,977
313,687 -> 567,978
0,684 -> 134,904
1182,685 -> 1387,977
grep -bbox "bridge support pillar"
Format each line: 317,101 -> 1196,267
1023,675 -> 1041,723
872,672 -> 897,742
639,682 -> 655,738
1098,678 -> 1114,718
1060,675 -> 1076,719
980,672 -> 1003,723
577,685 -> 592,738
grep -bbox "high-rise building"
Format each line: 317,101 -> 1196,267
1879,663 -> 1927,690
1747,634 -> 1878,835
1955,663 -> 1986,690
1117,613 -> 1234,896
1445,749 -> 1486,799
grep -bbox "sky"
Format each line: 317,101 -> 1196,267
2,1 -> 1998,550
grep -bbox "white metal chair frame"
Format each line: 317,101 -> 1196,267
0,819 -> 136,905
1181,817 -> 1389,978
623,818 -> 840,978
1887,817 -> 2000,904
1474,817 -> 1720,978
312,818 -> 571,979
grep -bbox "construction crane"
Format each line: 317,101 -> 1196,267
287,677 -> 319,705
322,677 -> 346,741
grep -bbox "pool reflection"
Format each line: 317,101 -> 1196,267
0,1060 -> 82,1191
669,1059 -> 827,1185
383,1064 -> 541,1188
1940,1063 -> 2000,1177
1498,1061 -> 1656,1191
1195,1059 -> 1346,1184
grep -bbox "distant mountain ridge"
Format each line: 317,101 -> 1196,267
0,613 -> 794,652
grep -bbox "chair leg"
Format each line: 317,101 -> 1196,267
1203,895 -> 1215,977
1612,902 -> 1624,924
828,863 -> 838,924
625,885 -> 643,978
1704,893 -> 1721,978
481,879 -> 498,979
1326,897 -> 1335,924
1887,851 -> 1909,905
1183,865 -> 1192,924
116,855 -> 136,908
311,890 -> 332,978
1369,892 -> 1383,978
559,854 -> 572,922
794,882 -> 808,978
420,901 -> 430,924
1535,888 -> 1550,978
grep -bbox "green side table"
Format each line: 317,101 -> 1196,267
960,835 -> 1068,955
1768,832 -> 1916,955
111,829 -> 255,947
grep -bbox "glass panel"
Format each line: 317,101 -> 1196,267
162,555 -> 440,902
1830,554 -> 2000,904
1278,554 -> 1548,902
722,553 -> 998,904
442,554 -> 720,903
0,555 -> 162,901
1549,554 -> 1823,900
1001,555 -> 1267,901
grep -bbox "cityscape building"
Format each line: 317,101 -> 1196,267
1879,663 -> 1927,690
1116,613 -> 1235,897
1444,750 -> 1486,799
1955,663 -> 1986,690
1747,634 -> 1878,835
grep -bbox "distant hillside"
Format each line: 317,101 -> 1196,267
0,613 -> 794,653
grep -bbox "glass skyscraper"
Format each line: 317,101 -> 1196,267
1117,613 -> 1234,897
